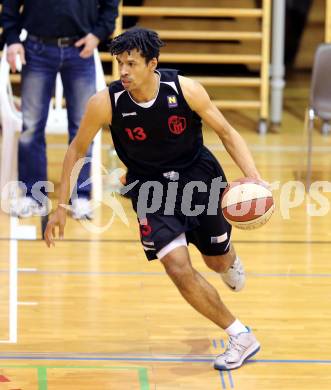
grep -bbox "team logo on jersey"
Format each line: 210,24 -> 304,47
167,95 -> 178,108
168,115 -> 186,135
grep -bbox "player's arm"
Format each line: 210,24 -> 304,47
179,76 -> 261,179
44,88 -> 112,247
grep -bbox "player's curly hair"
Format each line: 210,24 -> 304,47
109,27 -> 165,63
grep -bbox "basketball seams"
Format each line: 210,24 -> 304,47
223,204 -> 275,230
222,183 -> 273,207
222,197 -> 274,221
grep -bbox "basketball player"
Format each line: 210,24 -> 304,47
45,27 -> 263,370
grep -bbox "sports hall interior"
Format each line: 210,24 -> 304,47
0,0 -> 331,389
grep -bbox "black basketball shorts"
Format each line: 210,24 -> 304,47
129,149 -> 232,261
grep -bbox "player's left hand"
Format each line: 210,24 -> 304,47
75,33 -> 100,58
44,206 -> 67,247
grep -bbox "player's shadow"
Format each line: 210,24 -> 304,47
181,337 -> 211,355
168,337 -> 214,377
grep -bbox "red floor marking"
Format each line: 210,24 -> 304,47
0,374 -> 10,382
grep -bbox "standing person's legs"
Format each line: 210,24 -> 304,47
60,46 -> 96,201
19,39 -> 58,200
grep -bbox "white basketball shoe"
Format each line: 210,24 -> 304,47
10,196 -> 47,218
220,256 -> 245,292
214,328 -> 260,371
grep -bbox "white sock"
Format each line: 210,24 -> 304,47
225,319 -> 248,336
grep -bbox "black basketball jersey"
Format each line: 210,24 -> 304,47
108,69 -> 204,176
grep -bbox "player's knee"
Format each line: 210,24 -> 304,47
162,257 -> 194,288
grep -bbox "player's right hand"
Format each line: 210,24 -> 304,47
44,207 -> 67,248
7,43 -> 26,73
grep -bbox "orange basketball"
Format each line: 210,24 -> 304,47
221,178 -> 274,230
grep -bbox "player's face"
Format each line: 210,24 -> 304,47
116,50 -> 157,92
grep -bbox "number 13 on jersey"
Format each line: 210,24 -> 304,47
125,127 -> 147,141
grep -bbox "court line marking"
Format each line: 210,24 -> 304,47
219,370 -> 226,389
213,339 -> 233,389
0,356 -> 331,365
218,340 -> 234,389
1,348 -> 331,364
0,365 -> 149,390
4,269 -> 331,278
227,370 -> 234,388
0,352 -> 216,358
8,217 -> 18,344
18,268 -> 38,272
0,356 -> 331,374
0,218 -> 36,344
0,233 -> 17,343
38,366 -> 47,390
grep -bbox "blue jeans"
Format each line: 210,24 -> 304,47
19,37 -> 96,199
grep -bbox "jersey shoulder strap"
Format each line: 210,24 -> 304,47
108,80 -> 126,111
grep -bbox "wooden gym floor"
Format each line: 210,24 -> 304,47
0,73 -> 331,389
